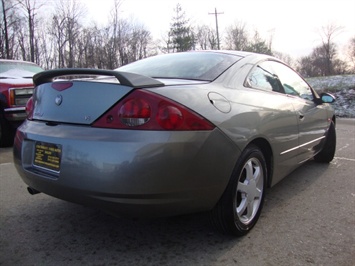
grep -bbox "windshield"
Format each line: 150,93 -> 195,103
0,61 -> 43,78
117,52 -> 241,81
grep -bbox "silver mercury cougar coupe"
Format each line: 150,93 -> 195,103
13,51 -> 336,236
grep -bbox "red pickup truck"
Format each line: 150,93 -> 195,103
0,59 -> 43,147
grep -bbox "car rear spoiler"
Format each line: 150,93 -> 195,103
33,68 -> 164,88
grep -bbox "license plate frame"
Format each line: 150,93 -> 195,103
33,141 -> 62,172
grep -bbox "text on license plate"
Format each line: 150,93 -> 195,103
34,142 -> 62,172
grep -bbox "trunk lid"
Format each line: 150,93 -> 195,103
32,81 -> 133,125
31,69 -> 164,125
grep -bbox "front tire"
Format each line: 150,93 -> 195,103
314,121 -> 336,163
211,144 -> 267,236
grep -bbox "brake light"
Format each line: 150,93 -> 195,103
93,90 -> 215,131
119,98 -> 151,126
26,97 -> 34,120
157,104 -> 183,129
51,82 -> 73,91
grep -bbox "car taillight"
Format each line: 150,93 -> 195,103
26,97 -> 34,120
93,90 -> 215,131
157,104 -> 183,130
119,98 -> 151,126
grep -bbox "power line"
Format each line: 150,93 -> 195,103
208,8 -> 224,50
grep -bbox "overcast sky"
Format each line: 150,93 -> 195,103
82,0 -> 355,58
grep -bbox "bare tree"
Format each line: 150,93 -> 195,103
224,21 -> 249,50
225,22 -> 272,55
108,0 -> 123,68
298,45 -> 348,77
0,0 -> 20,59
297,23 -> 349,77
273,51 -> 295,68
49,0 -> 85,68
195,25 -> 217,50
127,22 -> 151,63
347,36 -> 355,73
319,23 -> 344,75
74,24 -> 107,69
16,0 -> 44,62
50,14 -> 66,67
37,24 -> 55,69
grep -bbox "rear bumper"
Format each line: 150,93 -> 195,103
4,107 -> 26,122
13,120 -> 240,217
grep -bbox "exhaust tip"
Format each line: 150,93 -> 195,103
27,187 -> 41,195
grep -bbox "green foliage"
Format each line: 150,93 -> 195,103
167,4 -> 195,52
244,41 -> 272,55
224,24 -> 272,55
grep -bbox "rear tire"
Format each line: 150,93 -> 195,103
210,144 -> 267,236
314,121 -> 336,163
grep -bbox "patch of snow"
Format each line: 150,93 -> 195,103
307,75 -> 355,91
330,88 -> 355,118
306,75 -> 355,118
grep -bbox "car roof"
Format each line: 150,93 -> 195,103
182,50 -> 264,58
204,50 -> 254,56
179,50 -> 276,64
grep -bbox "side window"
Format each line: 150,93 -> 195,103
272,62 -> 314,101
247,61 -> 284,93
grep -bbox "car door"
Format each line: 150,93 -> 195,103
272,62 -> 329,163
237,60 -> 301,184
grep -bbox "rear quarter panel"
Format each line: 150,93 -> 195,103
151,60 -> 302,186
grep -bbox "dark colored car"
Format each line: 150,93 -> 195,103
0,59 -> 43,146
13,51 -> 336,236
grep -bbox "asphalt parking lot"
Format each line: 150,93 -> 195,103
1,118 -> 354,265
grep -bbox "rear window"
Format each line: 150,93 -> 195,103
117,52 -> 241,81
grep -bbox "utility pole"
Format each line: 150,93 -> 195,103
209,8 -> 224,50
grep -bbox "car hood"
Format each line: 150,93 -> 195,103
0,77 -> 34,85
0,69 -> 37,79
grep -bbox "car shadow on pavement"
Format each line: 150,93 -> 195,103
263,159 -> 331,212
1,195 -> 239,265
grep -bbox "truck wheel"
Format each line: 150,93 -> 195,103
0,117 -> 14,147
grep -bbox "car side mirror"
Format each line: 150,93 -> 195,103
320,92 -> 335,103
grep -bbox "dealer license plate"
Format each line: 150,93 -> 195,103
33,142 -> 62,172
